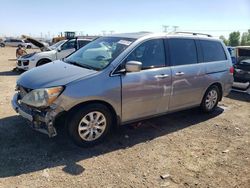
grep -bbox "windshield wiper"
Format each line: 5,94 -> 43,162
65,60 -> 96,70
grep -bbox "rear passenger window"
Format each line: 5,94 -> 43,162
127,39 -> 165,69
168,39 -> 198,66
200,40 -> 227,62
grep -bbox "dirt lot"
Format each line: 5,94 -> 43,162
0,47 -> 249,188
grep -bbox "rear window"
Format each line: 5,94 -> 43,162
168,38 -> 198,66
200,40 -> 227,62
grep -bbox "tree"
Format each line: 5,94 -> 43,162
228,31 -> 240,46
241,32 -> 248,45
241,30 -> 250,46
247,29 -> 250,42
219,35 -> 228,45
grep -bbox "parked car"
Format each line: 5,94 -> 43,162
2,38 -> 33,48
0,38 -> 4,47
232,46 -> 250,93
16,38 -> 94,70
227,46 -> 236,64
12,32 -> 233,147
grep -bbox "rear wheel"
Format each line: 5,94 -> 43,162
67,104 -> 113,147
36,59 -> 51,66
0,43 -> 5,47
201,85 -> 220,112
26,45 -> 31,49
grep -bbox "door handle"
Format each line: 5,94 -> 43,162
175,72 -> 185,76
154,74 -> 169,79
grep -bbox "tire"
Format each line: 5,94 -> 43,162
17,44 -> 23,48
26,45 -> 31,49
0,43 -> 5,47
200,85 -> 220,113
67,104 -> 113,147
36,59 -> 51,66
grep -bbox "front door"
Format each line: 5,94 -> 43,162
57,39 -> 76,59
121,39 -> 172,122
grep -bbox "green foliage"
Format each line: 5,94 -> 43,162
228,31 -> 240,46
240,30 -> 250,46
219,35 -> 228,45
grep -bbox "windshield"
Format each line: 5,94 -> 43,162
65,37 -> 135,70
50,40 -> 66,50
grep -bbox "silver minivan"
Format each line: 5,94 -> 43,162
12,32 -> 234,147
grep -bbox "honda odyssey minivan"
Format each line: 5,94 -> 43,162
12,32 -> 234,147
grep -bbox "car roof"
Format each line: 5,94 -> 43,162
106,32 -> 220,42
77,38 -> 93,41
107,32 -> 153,39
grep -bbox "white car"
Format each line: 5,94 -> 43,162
3,38 -> 31,48
17,38 -> 94,70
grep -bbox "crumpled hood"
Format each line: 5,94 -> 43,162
17,60 -> 97,89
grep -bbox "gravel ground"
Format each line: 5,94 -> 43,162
0,47 -> 249,188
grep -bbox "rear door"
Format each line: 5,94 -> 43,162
121,39 -> 172,122
15,39 -> 23,47
10,39 -> 17,47
167,38 -> 205,110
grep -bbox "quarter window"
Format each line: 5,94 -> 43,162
200,40 -> 227,62
127,39 -> 165,69
168,38 -> 198,66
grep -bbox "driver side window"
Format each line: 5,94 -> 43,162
61,40 -> 75,50
127,39 -> 166,69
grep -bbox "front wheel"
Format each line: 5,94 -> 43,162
67,104 -> 113,147
200,85 -> 220,113
36,59 -> 51,66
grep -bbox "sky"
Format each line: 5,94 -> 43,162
0,0 -> 249,38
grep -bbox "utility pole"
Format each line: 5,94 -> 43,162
162,25 -> 169,33
110,30 -> 114,34
173,26 -> 179,32
102,30 -> 106,36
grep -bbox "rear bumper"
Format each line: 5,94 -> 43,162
232,81 -> 250,89
11,93 -> 63,137
232,81 -> 250,94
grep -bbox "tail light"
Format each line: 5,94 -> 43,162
229,66 -> 234,75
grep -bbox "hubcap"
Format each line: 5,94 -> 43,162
78,111 -> 106,141
205,89 -> 218,110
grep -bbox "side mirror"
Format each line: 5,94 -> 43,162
57,46 -> 61,52
125,61 -> 142,72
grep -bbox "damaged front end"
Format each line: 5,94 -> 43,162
11,85 -> 65,137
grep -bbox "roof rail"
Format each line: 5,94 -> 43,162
175,32 -> 212,37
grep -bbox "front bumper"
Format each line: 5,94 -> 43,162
11,93 -> 61,137
16,60 -> 30,70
